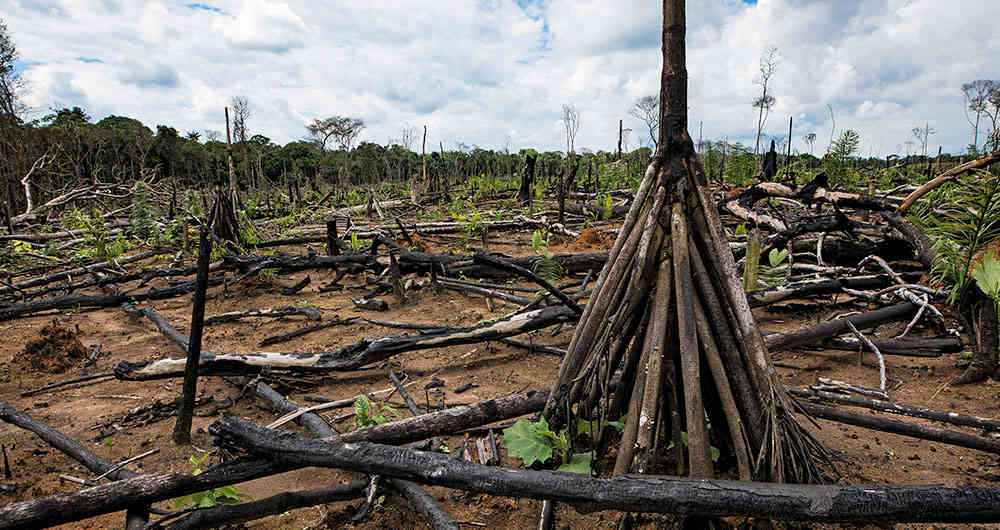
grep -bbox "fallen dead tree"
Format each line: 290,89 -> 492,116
113,305 -> 577,379
787,386 -> 1000,431
763,302 -> 918,351
0,402 -> 150,529
205,416 -> 1000,524
0,274 -> 228,321
724,177 -> 905,212
0,249 -> 172,298
796,401 -> 1000,455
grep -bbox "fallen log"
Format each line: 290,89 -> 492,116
788,387 -> 1000,431
114,305 -> 577,379
336,388 -> 549,446
746,274 -> 912,308
258,316 -> 357,347
898,149 -> 1000,214
763,302 -> 917,351
726,180 -> 904,212
209,416 -> 1000,523
796,401 -> 1000,455
156,481 -> 368,530
473,252 -> 583,315
819,335 -> 961,356
0,275 -> 229,321
203,305 -> 322,326
0,249 -> 172,297
0,403 -> 149,529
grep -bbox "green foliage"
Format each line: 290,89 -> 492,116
503,417 -> 561,467
63,207 -> 130,260
757,247 -> 790,288
350,394 -> 400,431
530,229 -> 565,283
825,130 -> 862,190
917,176 -> 1000,306
768,248 -> 789,268
348,232 -> 364,253
172,451 -> 252,509
972,252 -> 1000,302
502,417 -> 599,474
257,267 -> 277,284
130,181 -> 158,245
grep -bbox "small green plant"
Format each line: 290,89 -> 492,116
350,394 -> 400,431
173,451 -> 252,509
257,268 -> 278,283
130,181 -> 158,245
11,240 -> 33,253
64,207 -> 127,260
501,417 -> 619,474
757,247 -> 790,288
103,437 -> 114,447
530,229 -> 565,283
349,232 -> 364,253
971,252 -> 1000,302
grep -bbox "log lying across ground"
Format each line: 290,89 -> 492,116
114,305 -> 577,379
764,302 -> 918,351
115,297 -> 919,381
0,402 -> 150,529
0,275 -> 228,321
788,387 -> 1000,431
796,401 -> 1000,455
207,417 -> 1000,524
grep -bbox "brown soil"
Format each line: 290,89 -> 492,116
15,319 -> 91,374
1,232 -> 999,529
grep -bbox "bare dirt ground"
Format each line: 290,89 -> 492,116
2,226 -> 999,530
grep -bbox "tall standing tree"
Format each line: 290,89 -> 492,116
753,47 -> 779,157
962,80 -> 995,153
803,132 -> 817,156
0,18 -> 25,121
912,123 -> 937,158
230,96 -> 253,187
560,104 -> 581,224
629,95 -> 659,149
306,116 -> 364,185
544,0 -> 824,486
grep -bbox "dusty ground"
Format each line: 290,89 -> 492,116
1,225 -> 999,530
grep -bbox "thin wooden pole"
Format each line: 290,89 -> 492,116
172,227 -> 211,444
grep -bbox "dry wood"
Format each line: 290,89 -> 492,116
788,386 -> 1000,431
797,401 -> 1000,455
209,416 -> 1000,524
114,305 -> 576,380
897,149 -> 1000,214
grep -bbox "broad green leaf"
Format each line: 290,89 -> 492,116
503,418 -> 554,467
557,452 -> 594,474
972,253 -> 1000,297
711,446 -> 721,463
768,248 -> 788,268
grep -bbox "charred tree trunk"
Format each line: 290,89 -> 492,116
543,0 -> 825,484
519,153 -> 536,205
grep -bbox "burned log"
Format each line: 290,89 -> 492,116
114,305 -> 577,380
156,481 -> 368,530
796,401 -> 1000,455
0,403 -> 149,529
208,416 -> 1000,524
788,387 -> 1000,432
0,275 -> 228,321
203,305 -> 322,326
763,302 -> 918,351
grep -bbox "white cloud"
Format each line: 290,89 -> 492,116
4,0 -> 998,155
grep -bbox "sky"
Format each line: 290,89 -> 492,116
4,0 -> 999,156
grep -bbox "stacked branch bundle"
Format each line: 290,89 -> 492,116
543,0 -> 825,483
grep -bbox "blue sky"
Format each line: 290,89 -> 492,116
4,0 -> 999,155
